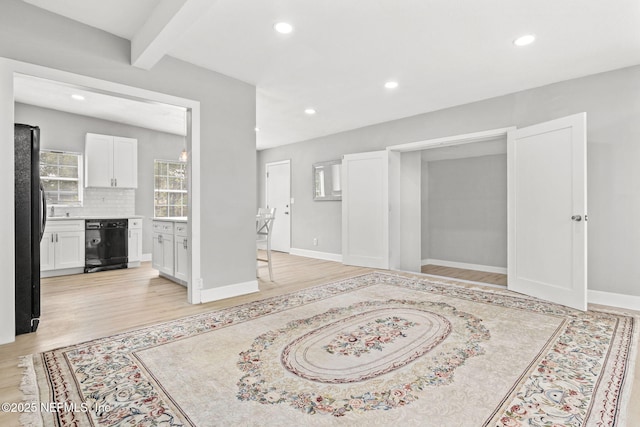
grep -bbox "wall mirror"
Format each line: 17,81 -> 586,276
313,159 -> 342,201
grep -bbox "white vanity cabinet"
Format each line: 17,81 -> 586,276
85,133 -> 138,188
40,220 -> 85,276
128,218 -> 143,267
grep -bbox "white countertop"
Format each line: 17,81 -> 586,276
152,217 -> 187,223
46,215 -> 144,221
46,215 -> 188,223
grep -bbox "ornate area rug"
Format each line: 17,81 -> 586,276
20,273 -> 638,426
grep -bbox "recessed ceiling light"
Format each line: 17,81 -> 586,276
384,81 -> 399,89
71,94 -> 85,101
513,34 -> 536,47
304,108 -> 316,115
274,22 -> 294,34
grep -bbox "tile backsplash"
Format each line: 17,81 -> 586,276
53,188 -> 135,217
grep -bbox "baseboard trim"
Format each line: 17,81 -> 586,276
159,272 -> 186,287
41,267 -> 84,278
290,248 -> 342,263
422,258 -> 507,275
588,290 -> 640,312
141,253 -> 152,262
200,279 -> 259,303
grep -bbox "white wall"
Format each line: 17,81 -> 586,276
398,152 -> 422,272
1,0 -> 256,344
422,154 -> 507,268
258,64 -> 640,297
0,60 -> 14,344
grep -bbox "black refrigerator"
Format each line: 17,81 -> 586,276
15,123 -> 46,335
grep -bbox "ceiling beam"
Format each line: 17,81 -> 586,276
131,0 -> 215,70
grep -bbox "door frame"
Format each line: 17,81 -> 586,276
265,159 -> 291,252
387,127 -> 514,272
1,58 -> 202,346
386,121 -> 588,310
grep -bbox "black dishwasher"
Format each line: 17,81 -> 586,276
85,219 -> 128,273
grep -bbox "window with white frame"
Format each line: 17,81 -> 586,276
39,150 -> 83,206
154,160 -> 187,217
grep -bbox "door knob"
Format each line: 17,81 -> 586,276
571,215 -> 582,222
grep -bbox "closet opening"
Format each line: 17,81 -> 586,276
387,127 -> 513,287
418,137 -> 507,287
353,116 -> 586,309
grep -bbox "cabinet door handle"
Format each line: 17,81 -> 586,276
51,234 -> 54,243
55,233 -> 58,243
183,238 -> 188,250
115,178 -> 117,187
158,234 -> 162,243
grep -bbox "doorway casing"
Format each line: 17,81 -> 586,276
340,116 -> 588,310
387,127 -> 514,275
383,116 -> 588,311
1,58 -> 202,344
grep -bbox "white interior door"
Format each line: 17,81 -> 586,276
266,160 -> 291,252
342,150 -> 389,269
508,113 -> 587,310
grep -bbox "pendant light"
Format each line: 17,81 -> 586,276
179,116 -> 188,162
179,145 -> 188,162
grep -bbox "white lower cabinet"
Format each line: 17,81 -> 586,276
174,222 -> 188,282
40,231 -> 55,271
152,219 -> 187,285
128,218 -> 143,266
40,220 -> 85,275
152,221 -> 175,277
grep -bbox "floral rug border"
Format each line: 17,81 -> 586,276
20,272 -> 639,426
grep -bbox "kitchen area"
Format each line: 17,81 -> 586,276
39,131 -> 188,286
14,75 -> 190,334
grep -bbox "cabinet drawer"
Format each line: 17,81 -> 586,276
152,221 -> 174,233
175,222 -> 187,236
129,218 -> 143,229
45,220 -> 85,233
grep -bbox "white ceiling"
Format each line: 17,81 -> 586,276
14,74 -> 187,136
18,0 -> 640,150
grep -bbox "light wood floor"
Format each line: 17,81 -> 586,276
1,253 -> 638,426
421,264 -> 508,286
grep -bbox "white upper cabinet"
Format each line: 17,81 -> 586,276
85,133 -> 137,188
85,133 -> 112,187
113,137 -> 138,188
